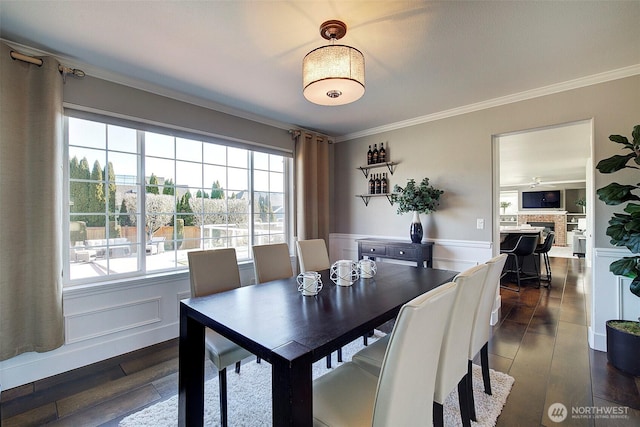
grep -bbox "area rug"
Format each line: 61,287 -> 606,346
120,332 -> 514,426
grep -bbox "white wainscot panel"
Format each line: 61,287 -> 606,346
590,247 -> 640,352
65,297 -> 161,343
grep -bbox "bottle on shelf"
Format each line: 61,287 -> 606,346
368,174 -> 375,194
379,142 -> 386,163
375,173 -> 381,194
372,144 -> 379,164
381,173 -> 388,194
367,145 -> 372,165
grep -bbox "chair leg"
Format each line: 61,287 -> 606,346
458,377 -> 472,427
363,334 -> 368,346
433,402 -> 444,427
235,360 -> 241,374
515,255 -> 522,292
543,252 -> 552,287
218,367 -> 228,427
256,356 -> 261,364
467,360 -> 477,422
326,354 -> 331,369
533,254 -> 541,288
337,347 -> 343,363
481,342 -> 492,395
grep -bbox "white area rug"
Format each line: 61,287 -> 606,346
120,331 -> 514,426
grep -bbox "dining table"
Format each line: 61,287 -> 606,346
178,262 -> 458,427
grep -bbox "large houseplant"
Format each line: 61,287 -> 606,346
595,124 -> 640,376
391,177 -> 444,243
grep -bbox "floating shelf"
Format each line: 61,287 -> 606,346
357,162 -> 397,178
355,193 -> 394,206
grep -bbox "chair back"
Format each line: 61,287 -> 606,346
252,243 -> 294,283
434,263 -> 488,404
536,231 -> 555,253
187,248 -> 241,297
372,281 -> 458,426
469,254 -> 508,358
513,234 -> 539,256
296,239 -> 330,272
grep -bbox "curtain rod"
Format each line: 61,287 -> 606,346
10,50 -> 85,78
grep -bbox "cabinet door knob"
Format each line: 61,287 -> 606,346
370,248 -> 375,252
399,250 -> 405,255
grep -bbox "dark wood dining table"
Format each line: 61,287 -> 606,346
178,262 -> 458,427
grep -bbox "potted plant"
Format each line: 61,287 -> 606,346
576,197 -> 586,213
595,124 -> 640,376
500,201 -> 512,214
390,177 -> 444,243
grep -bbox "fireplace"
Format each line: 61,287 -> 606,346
518,212 -> 566,246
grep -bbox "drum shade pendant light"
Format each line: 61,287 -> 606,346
302,20 -> 365,106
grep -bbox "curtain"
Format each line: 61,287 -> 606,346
294,130 -> 331,243
0,42 -> 64,360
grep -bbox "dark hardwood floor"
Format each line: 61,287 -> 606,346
1,256 -> 639,426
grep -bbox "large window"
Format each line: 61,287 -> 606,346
65,116 -> 290,285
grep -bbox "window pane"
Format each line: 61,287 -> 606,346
254,152 -> 269,170
254,170 -> 269,192
69,117 -> 105,149
270,154 -> 284,172
203,143 -> 226,165
107,125 -> 137,153
176,160 -> 202,188
270,172 -> 284,192
145,132 -> 174,157
228,147 -> 248,168
176,137 -> 202,162
146,157 -> 175,183
228,167 -> 248,192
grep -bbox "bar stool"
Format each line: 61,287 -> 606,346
500,234 -> 540,292
535,231 -> 555,286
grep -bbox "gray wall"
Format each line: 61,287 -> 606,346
64,76 -> 294,153
332,75 -> 639,248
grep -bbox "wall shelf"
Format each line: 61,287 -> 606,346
355,193 -> 394,206
357,162 -> 397,178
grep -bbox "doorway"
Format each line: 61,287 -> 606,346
493,119 -> 594,266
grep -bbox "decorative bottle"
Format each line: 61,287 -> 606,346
379,143 -> 386,163
372,144 -> 379,164
381,173 -> 388,194
375,173 -> 381,194
367,145 -> 372,165
368,174 -> 375,194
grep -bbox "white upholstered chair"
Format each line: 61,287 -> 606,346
433,263 -> 488,427
187,248 -> 253,427
296,238 -> 330,273
312,281 -> 458,427
296,238 -> 345,367
252,242 -> 294,284
351,264 -> 489,426
466,254 -> 508,421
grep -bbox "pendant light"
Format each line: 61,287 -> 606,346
302,20 -> 365,106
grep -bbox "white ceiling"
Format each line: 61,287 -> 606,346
498,121 -> 592,188
1,1 -> 638,187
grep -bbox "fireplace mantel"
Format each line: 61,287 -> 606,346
517,210 -> 567,215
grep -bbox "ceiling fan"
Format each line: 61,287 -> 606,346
530,177 -> 551,188
518,177 -> 586,188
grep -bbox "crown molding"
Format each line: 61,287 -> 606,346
336,64 -> 640,142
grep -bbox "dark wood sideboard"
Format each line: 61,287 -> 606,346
356,238 -> 433,268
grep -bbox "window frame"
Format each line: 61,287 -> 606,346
63,111 -> 293,287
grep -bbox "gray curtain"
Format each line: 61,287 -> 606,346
294,130 -> 330,243
0,42 -> 64,361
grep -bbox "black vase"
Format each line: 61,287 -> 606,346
410,212 -> 423,243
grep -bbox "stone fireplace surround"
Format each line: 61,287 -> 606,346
517,211 -> 567,246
